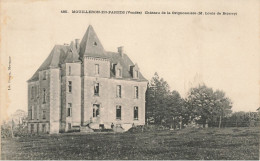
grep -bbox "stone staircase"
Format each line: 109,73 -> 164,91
80,125 -> 94,133
80,123 -> 131,133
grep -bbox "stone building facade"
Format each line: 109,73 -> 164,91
27,25 -> 147,134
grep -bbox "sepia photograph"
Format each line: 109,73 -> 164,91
0,0 -> 259,160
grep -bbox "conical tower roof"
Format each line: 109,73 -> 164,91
79,25 -> 106,58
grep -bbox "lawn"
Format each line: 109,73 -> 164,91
1,127 -> 259,160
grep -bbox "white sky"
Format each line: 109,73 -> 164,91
1,0 -> 259,120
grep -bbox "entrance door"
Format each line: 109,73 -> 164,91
92,104 -> 100,122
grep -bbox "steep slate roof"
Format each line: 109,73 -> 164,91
107,52 -> 147,81
79,25 -> 107,59
64,41 -> 80,63
28,45 -> 70,82
28,25 -> 147,82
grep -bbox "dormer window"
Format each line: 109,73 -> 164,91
134,70 -> 139,79
93,42 -> 97,46
117,69 -> 122,77
130,64 -> 139,79
115,63 -> 122,78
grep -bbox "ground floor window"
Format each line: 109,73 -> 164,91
30,124 -> 34,133
42,124 -> 46,133
37,124 -> 39,133
134,106 -> 138,120
67,103 -> 72,117
116,105 -> 121,120
42,110 -> 46,119
68,123 -> 72,130
93,104 -> 100,117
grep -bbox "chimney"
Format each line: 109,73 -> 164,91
118,46 -> 124,57
75,39 -> 80,50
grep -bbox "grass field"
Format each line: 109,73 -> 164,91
1,127 -> 259,160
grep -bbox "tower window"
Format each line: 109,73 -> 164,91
67,103 -> 72,117
95,64 -> 99,75
116,85 -> 121,98
94,83 -> 99,96
93,42 -> 97,46
69,66 -> 71,75
116,105 -> 121,120
68,81 -> 72,93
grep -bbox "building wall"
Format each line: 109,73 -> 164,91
28,56 -> 147,133
83,57 -> 110,78
49,68 -> 61,134
61,63 -> 81,132
28,69 -> 51,133
82,76 -> 147,127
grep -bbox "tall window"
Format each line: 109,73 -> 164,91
43,71 -> 46,80
42,110 -> 46,119
68,66 -> 71,75
94,83 -> 99,96
116,85 -> 121,98
35,106 -> 38,120
134,106 -> 138,120
134,86 -> 139,99
35,86 -> 38,98
43,88 -> 46,104
93,104 -> 100,117
31,106 -> 34,119
31,86 -> 34,99
31,124 -> 34,133
68,81 -> 72,93
68,123 -> 72,130
42,124 -> 46,133
29,109 -> 32,120
95,64 -> 99,75
116,105 -> 121,120
67,103 -> 72,117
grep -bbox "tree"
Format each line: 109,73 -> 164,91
166,91 -> 186,129
213,90 -> 232,128
186,85 -> 215,127
146,72 -> 171,125
186,84 -> 232,128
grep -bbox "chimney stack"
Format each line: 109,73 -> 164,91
118,46 -> 124,57
75,39 -> 80,50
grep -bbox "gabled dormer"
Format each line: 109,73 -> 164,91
130,63 -> 139,79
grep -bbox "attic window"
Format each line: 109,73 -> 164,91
93,42 -> 97,46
